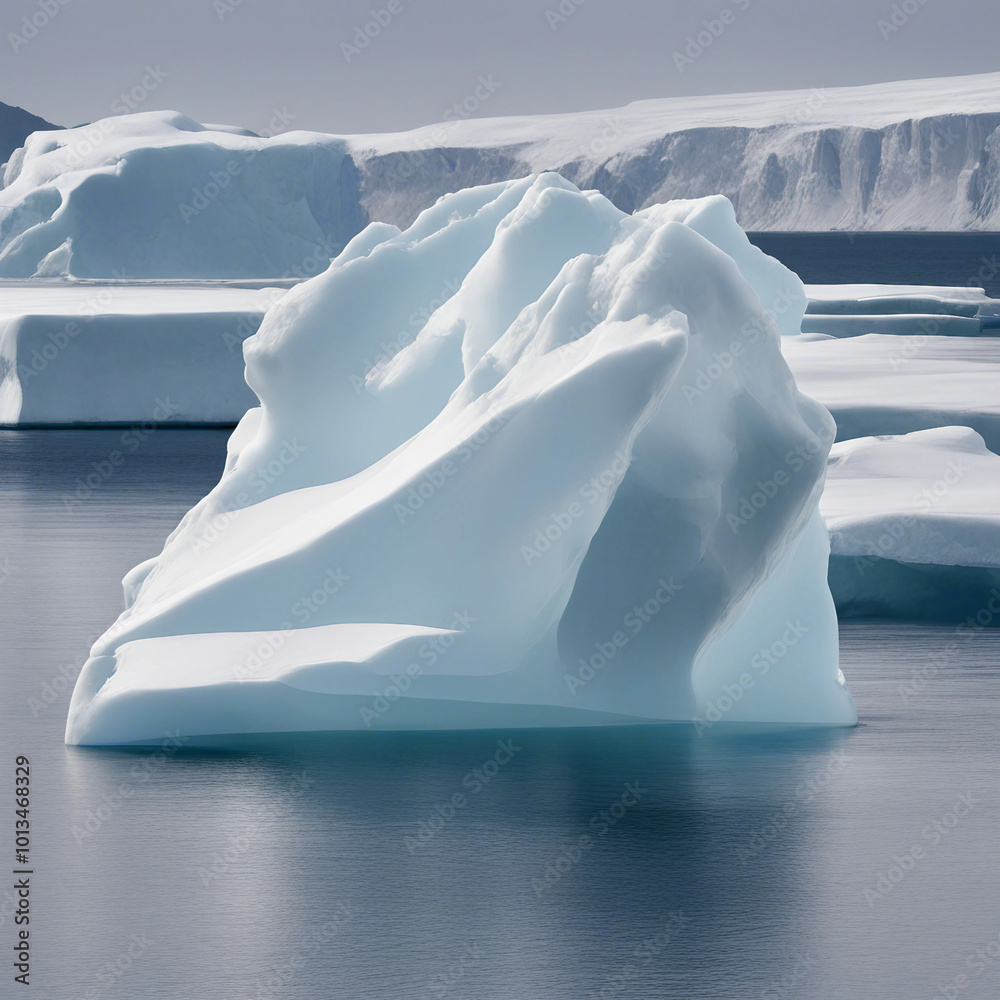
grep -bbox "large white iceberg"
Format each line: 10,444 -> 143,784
0,111 -> 365,279
65,176 -> 856,745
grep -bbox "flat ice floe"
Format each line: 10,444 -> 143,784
0,281 -> 285,423
802,283 -> 996,339
66,177 -> 856,745
782,334 -> 1000,451
823,427 -> 1000,620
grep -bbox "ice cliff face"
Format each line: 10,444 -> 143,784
65,176 -> 855,745
351,73 -> 1000,232
0,111 -> 366,279
3,74 -> 1000,279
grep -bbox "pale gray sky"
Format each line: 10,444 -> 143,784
2,0 -> 996,136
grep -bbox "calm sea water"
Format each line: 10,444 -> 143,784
748,231 -> 1000,297
1,429 -> 998,1000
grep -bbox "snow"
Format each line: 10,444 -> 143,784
824,427 -> 1000,568
65,177 -> 856,745
351,72 -> 1000,233
0,281 -> 285,423
781,334 -> 1000,452
0,111 -> 365,279
822,428 -> 1000,620
5,74 -> 1000,281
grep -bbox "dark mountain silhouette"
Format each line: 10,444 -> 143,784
1,101 -> 59,169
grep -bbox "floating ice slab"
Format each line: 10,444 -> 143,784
0,282 -> 284,424
782,334 -> 1000,451
65,178 -> 855,745
822,427 -> 1000,621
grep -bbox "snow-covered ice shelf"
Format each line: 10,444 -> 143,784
65,177 -> 856,745
5,73 -> 1000,282
823,427 -> 1000,620
781,334 -> 1000,451
0,281 -> 285,424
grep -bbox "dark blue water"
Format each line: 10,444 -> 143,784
1,430 -> 998,1000
748,232 -> 1000,298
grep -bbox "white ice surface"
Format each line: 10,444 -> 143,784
781,335 -> 1000,451
5,74 -> 1000,280
0,282 -> 284,423
804,284 -> 992,305
0,112 -> 365,279
65,178 -> 855,745
823,427 -> 1000,569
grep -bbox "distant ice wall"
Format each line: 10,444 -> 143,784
355,114 -> 1000,233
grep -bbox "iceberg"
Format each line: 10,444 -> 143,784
0,281 -> 284,424
823,427 -> 1000,622
6,73 -> 1000,281
65,176 -> 856,745
0,111 -> 365,279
